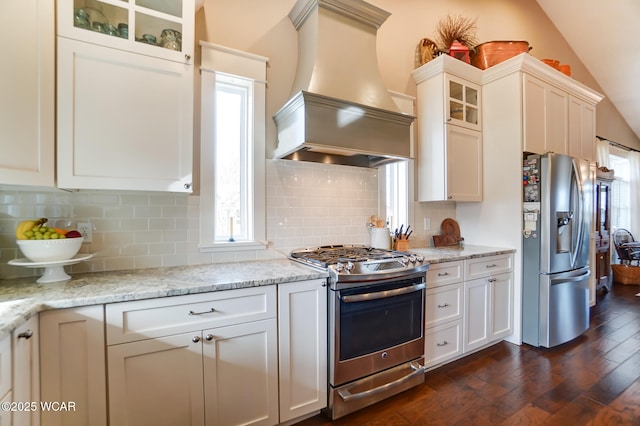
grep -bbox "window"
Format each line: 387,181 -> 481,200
384,161 -> 409,232
609,147 -> 630,232
214,76 -> 252,242
199,43 -> 267,251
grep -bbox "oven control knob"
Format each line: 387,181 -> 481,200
408,255 -> 418,263
415,255 -> 425,263
400,257 -> 409,266
336,262 -> 344,272
345,261 -> 355,272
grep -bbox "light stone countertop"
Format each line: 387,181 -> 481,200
0,245 -> 515,340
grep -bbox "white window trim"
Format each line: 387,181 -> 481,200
199,42 -> 268,252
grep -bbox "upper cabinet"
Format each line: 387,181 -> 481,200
56,0 -> 195,192
57,0 -> 194,64
0,0 -> 55,187
412,55 -> 483,202
484,53 -> 603,162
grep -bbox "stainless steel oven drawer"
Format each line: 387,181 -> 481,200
326,358 -> 425,420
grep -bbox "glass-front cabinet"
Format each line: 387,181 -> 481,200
446,76 -> 481,131
58,0 -> 194,64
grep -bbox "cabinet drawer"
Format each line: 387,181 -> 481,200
427,261 -> 463,287
106,286 -> 276,345
465,254 -> 513,280
425,321 -> 462,368
425,282 -> 462,328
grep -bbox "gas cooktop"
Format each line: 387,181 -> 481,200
290,244 -> 429,287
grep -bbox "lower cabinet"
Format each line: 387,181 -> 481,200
277,279 -> 327,422
425,254 -> 514,369
39,305 -> 108,426
13,316 -> 40,426
0,334 -> 11,426
108,320 -> 279,426
106,281 -> 327,426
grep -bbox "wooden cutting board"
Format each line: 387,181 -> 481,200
433,218 -> 463,247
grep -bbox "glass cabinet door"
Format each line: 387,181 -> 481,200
447,77 -> 480,130
65,0 -> 192,63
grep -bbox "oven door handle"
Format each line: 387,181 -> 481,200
341,283 -> 426,303
337,361 -> 425,402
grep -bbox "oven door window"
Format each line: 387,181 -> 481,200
338,282 -> 424,361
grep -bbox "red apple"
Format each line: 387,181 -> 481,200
65,230 -> 82,238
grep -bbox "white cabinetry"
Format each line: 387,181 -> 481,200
523,74 -> 568,155
0,335 -> 11,426
0,0 -> 55,186
278,279 -> 327,422
412,55 -> 483,202
39,306 -> 107,426
13,317 -> 40,426
569,97 -> 596,162
56,0 -> 195,192
463,255 -> 514,353
425,254 -> 513,369
424,261 -> 463,369
106,286 -> 279,426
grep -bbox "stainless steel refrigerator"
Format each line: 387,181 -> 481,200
522,152 -> 592,348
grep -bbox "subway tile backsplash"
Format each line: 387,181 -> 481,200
0,159 -> 454,280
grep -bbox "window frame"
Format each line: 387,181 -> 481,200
199,42 -> 267,252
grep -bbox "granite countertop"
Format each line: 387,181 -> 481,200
0,245 -> 515,340
0,259 -> 328,340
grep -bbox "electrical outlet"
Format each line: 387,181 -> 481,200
423,217 -> 431,231
77,222 -> 93,243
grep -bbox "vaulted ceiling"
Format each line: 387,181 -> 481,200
536,0 -> 640,145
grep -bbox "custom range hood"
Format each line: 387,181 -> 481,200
273,0 -> 414,168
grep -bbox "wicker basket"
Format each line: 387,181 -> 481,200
611,264 -> 640,285
471,41 -> 531,70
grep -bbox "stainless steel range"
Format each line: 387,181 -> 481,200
290,244 -> 429,420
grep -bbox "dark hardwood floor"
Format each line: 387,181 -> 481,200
298,283 -> 640,426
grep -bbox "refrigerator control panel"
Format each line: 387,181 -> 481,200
523,155 -> 540,202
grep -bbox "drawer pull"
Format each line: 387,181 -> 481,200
486,264 -> 498,268
17,330 -> 33,340
188,308 -> 216,316
205,334 -> 214,341
437,303 -> 450,308
192,336 -> 201,343
437,272 -> 450,276
436,341 -> 448,347
488,278 -> 497,283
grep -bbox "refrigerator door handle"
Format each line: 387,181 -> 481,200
570,159 -> 585,268
549,269 -> 591,286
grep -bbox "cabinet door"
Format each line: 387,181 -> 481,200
40,306 -> 107,426
108,333 -> 205,426
203,319 -> 279,426
57,37 -> 193,192
446,75 -> 481,131
0,391 -> 11,426
278,280 -> 328,422
523,74 -> 568,155
57,0 -> 195,64
0,0 -> 54,186
569,97 -> 596,162
13,317 -> 40,426
463,278 -> 490,353
446,125 -> 483,201
490,273 -> 513,340
0,334 -> 10,406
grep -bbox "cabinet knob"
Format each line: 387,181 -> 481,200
205,334 -> 214,341
447,195 -> 453,200
184,182 -> 192,190
17,330 -> 33,340
185,54 -> 191,61
192,336 -> 201,343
